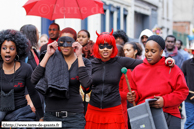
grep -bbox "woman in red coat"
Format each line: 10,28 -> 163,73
127,35 -> 189,129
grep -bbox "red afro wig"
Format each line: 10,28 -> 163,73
93,29 -> 118,58
60,27 -> 77,40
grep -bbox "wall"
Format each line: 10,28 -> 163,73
157,0 -> 173,38
173,0 -> 194,23
173,21 -> 190,35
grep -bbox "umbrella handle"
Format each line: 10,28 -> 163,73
124,74 -> 136,106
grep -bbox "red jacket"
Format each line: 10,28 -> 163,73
129,57 -> 189,118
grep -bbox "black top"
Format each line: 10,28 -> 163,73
90,56 -> 142,109
181,58 -> 194,104
31,58 -> 92,113
27,48 -> 39,70
0,61 -> 43,119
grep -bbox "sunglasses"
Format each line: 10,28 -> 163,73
99,43 -> 113,49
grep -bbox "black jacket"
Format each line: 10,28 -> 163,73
181,58 -> 194,103
90,56 -> 142,109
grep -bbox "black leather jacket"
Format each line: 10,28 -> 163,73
89,56 -> 142,109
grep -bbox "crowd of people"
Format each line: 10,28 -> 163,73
0,23 -> 193,129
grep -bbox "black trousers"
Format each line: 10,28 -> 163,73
164,113 -> 181,129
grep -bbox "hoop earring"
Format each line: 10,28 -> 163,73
15,55 -> 20,61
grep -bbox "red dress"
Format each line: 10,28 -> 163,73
85,104 -> 126,129
119,70 -> 131,129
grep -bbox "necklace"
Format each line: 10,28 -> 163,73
3,62 -> 15,72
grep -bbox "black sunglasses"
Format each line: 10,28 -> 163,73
99,43 -> 113,49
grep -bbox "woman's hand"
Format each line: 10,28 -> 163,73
28,101 -> 36,113
46,41 -> 58,57
165,57 -> 175,67
40,41 -> 58,67
39,117 -> 44,121
149,96 -> 164,108
25,94 -> 36,113
72,42 -> 83,57
127,91 -> 136,102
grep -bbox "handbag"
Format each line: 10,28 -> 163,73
0,89 -> 15,111
0,62 -> 15,111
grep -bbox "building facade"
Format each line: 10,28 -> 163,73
173,0 -> 194,47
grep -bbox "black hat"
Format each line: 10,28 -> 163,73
147,35 -> 165,50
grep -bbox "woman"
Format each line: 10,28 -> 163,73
77,29 -> 94,59
85,30 -> 143,129
31,28 -> 92,128
0,29 -> 43,122
39,34 -> 49,47
20,24 -> 43,114
20,24 -> 40,70
127,35 -> 189,129
77,29 -> 94,114
123,42 -> 142,59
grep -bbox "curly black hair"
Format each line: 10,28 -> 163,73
113,30 -> 128,43
0,29 -> 29,60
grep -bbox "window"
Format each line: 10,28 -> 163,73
101,2 -> 108,32
109,4 -> 116,32
117,7 -> 121,30
110,11 -> 114,32
123,8 -> 128,32
101,10 -> 106,32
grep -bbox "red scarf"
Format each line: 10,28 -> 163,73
47,38 -> 61,51
47,38 -> 59,44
